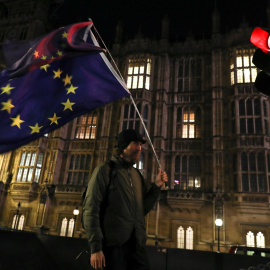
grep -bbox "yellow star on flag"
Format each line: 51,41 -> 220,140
53,69 -> 63,79
11,114 -> 24,128
62,74 -> 72,86
41,55 -> 47,60
1,84 -> 15,95
48,113 -> 61,125
29,123 -> 43,134
40,64 -> 50,72
33,50 -> 39,58
62,99 -> 75,111
66,84 -> 78,94
62,32 -> 68,39
57,50 -> 63,56
1,99 -> 14,113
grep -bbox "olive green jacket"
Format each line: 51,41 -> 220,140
82,155 -> 161,253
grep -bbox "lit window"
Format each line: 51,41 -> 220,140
127,57 -> 151,90
183,109 -> 195,138
67,218 -> 75,237
231,71 -> 235,85
177,226 -> 185,249
0,154 -> 6,175
16,151 -> 44,183
246,231 -> 255,247
12,214 -> 24,230
75,112 -> 97,139
186,227 -> 194,250
256,232 -> 265,248
246,231 -> 265,248
60,218 -> 68,236
230,48 -> 258,85
60,217 -> 75,237
177,226 -> 194,250
18,215 -> 25,230
176,107 -> 201,139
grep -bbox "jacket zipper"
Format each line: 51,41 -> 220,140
128,168 -> 136,221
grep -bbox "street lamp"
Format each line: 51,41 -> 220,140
215,218 -> 223,253
72,206 -> 80,237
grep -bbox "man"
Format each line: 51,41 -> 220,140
83,129 -> 168,270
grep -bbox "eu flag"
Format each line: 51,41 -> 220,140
0,21 -> 130,154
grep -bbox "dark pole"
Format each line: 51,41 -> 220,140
217,226 -> 220,253
14,202 -> 21,229
72,207 -> 79,237
72,215 -> 77,238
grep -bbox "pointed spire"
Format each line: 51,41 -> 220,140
135,25 -> 143,39
212,1 -> 220,34
161,14 -> 169,40
239,14 -> 248,28
115,21 -> 123,43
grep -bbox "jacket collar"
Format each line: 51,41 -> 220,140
113,155 -> 134,169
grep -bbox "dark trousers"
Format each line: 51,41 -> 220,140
103,234 -> 150,270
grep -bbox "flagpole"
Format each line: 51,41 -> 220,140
91,22 -> 163,172
129,95 -> 163,171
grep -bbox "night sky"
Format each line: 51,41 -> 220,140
51,0 -> 269,44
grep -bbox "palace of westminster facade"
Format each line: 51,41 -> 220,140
0,0 -> 270,253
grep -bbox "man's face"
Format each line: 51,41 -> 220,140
122,141 -> 143,163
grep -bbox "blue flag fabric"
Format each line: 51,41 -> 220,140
0,22 -> 130,154
3,21 -> 105,78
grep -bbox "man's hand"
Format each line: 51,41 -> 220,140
90,250 -> 106,269
155,168 -> 168,188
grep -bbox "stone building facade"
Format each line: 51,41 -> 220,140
0,0 -> 270,253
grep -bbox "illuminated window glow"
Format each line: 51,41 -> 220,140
177,226 -> 185,249
230,48 -> 258,85
246,231 -> 265,248
127,57 -> 151,90
16,151 -> 44,183
75,112 -> 97,139
12,214 -> 25,230
186,227 -> 194,250
60,217 -> 75,237
60,218 -> 68,236
67,218 -> 75,237
18,215 -> 25,230
177,107 -> 200,139
246,231 -> 255,247
256,232 -> 265,248
177,226 -> 194,250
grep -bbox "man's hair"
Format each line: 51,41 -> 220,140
117,129 -> 146,149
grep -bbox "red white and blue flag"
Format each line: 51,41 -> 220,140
0,21 -> 130,154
